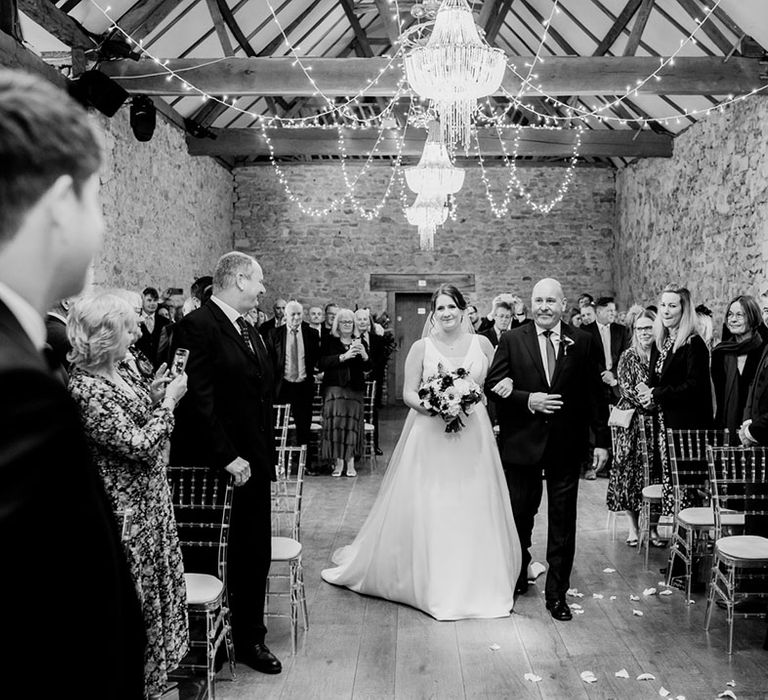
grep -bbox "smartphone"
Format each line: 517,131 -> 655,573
169,348 -> 190,378
635,382 -> 649,393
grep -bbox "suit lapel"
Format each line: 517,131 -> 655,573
550,324 -> 571,387
207,302 -> 262,369
0,298 -> 47,371
522,324 -> 548,386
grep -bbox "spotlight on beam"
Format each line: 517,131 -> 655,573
130,96 -> 156,142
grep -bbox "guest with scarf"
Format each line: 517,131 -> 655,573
711,295 -> 766,440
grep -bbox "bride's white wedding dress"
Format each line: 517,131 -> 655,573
321,335 -> 521,620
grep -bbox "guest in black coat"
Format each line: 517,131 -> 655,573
266,300 -> 320,472
44,297 -> 72,374
711,295 -> 766,440
170,252 -> 282,675
480,301 -> 513,348
585,296 -> 630,405
318,308 -> 371,477
0,69 -> 145,698
354,307 -> 386,454
638,285 -> 713,516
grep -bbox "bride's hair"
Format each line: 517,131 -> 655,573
430,284 -> 467,312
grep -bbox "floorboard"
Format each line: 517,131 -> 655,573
208,407 -> 768,700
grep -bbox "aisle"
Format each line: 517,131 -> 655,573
217,407 -> 768,700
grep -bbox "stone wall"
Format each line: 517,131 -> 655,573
232,164 -> 616,315
94,108 -> 234,294
615,95 -> 768,322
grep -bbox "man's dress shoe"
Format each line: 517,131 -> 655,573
374,447 -> 384,456
546,599 -> 573,621
514,578 -> 529,596
237,643 -> 282,674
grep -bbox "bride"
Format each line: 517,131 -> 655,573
321,284 -> 522,620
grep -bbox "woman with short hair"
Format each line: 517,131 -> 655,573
319,307 -> 370,477
67,291 -> 189,700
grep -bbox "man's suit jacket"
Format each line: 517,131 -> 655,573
135,312 -> 170,368
743,343 -> 768,444
0,300 -> 145,698
485,322 -> 609,467
480,326 -> 504,348
171,300 -> 276,479
649,334 -> 713,430
45,312 -> 70,371
586,321 -> 629,373
266,321 -> 320,395
258,316 -> 281,338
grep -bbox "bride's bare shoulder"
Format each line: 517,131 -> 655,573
476,334 -> 494,354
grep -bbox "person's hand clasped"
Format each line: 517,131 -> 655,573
738,419 -> 756,447
529,392 -> 563,414
225,456 -> 251,486
600,370 -> 617,387
637,387 -> 653,408
491,378 -> 514,398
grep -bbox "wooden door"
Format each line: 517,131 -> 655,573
393,293 -> 432,400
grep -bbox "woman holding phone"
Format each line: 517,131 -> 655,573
67,291 -> 189,699
637,286 -> 713,516
318,308 -> 370,477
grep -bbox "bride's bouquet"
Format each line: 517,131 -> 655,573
418,363 -> 484,433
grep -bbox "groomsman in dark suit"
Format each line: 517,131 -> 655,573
45,296 -> 73,375
171,251 -> 281,674
486,278 -> 609,622
584,296 -> 629,478
480,301 -> 513,348
739,342 -> 768,446
0,69 -> 145,697
258,297 -> 286,337
266,300 -> 320,473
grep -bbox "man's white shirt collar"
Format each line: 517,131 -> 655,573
0,281 -> 46,350
210,295 -> 243,330
535,321 -> 563,338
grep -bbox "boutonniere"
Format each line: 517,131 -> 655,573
562,335 -> 575,357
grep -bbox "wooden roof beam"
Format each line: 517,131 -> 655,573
117,0 -> 180,42
187,126 -> 673,158
484,0 -> 515,46
593,0 -> 642,56
676,0 -> 737,56
17,0 -> 95,49
101,56 -> 765,96
623,0 -> 654,56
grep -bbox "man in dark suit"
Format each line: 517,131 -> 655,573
0,69 -> 145,697
266,300 -> 320,473
480,300 -> 513,348
321,301 -> 339,339
584,296 -> 629,478
44,296 -> 72,375
486,278 -> 609,622
258,297 -> 286,337
136,286 -> 170,368
171,251 -> 281,674
739,342 -> 768,446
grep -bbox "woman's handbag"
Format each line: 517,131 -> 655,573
608,405 -> 635,429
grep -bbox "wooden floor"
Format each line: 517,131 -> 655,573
215,407 -> 768,700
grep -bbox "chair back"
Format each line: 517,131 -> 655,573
168,466 -> 234,583
637,415 -> 655,488
364,380 -> 377,424
311,376 -> 323,422
274,403 -> 291,450
707,446 -> 768,537
272,446 -> 307,541
667,429 -> 730,511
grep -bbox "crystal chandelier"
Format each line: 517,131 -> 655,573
405,119 -> 465,196
404,0 -> 506,151
405,192 -> 449,251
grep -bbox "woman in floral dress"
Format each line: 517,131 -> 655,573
607,310 -> 656,545
67,292 -> 189,699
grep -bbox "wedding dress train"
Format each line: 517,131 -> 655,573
321,335 -> 521,620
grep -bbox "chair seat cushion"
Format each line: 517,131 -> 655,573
716,535 -> 768,560
185,573 -> 224,605
272,536 -> 302,561
642,484 -> 662,499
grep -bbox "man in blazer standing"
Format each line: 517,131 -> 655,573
486,278 -> 609,621
266,300 -> 320,473
171,251 -> 281,674
0,69 -> 145,697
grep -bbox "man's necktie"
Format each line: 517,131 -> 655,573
236,317 -> 256,355
290,328 -> 300,381
543,329 -> 556,384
